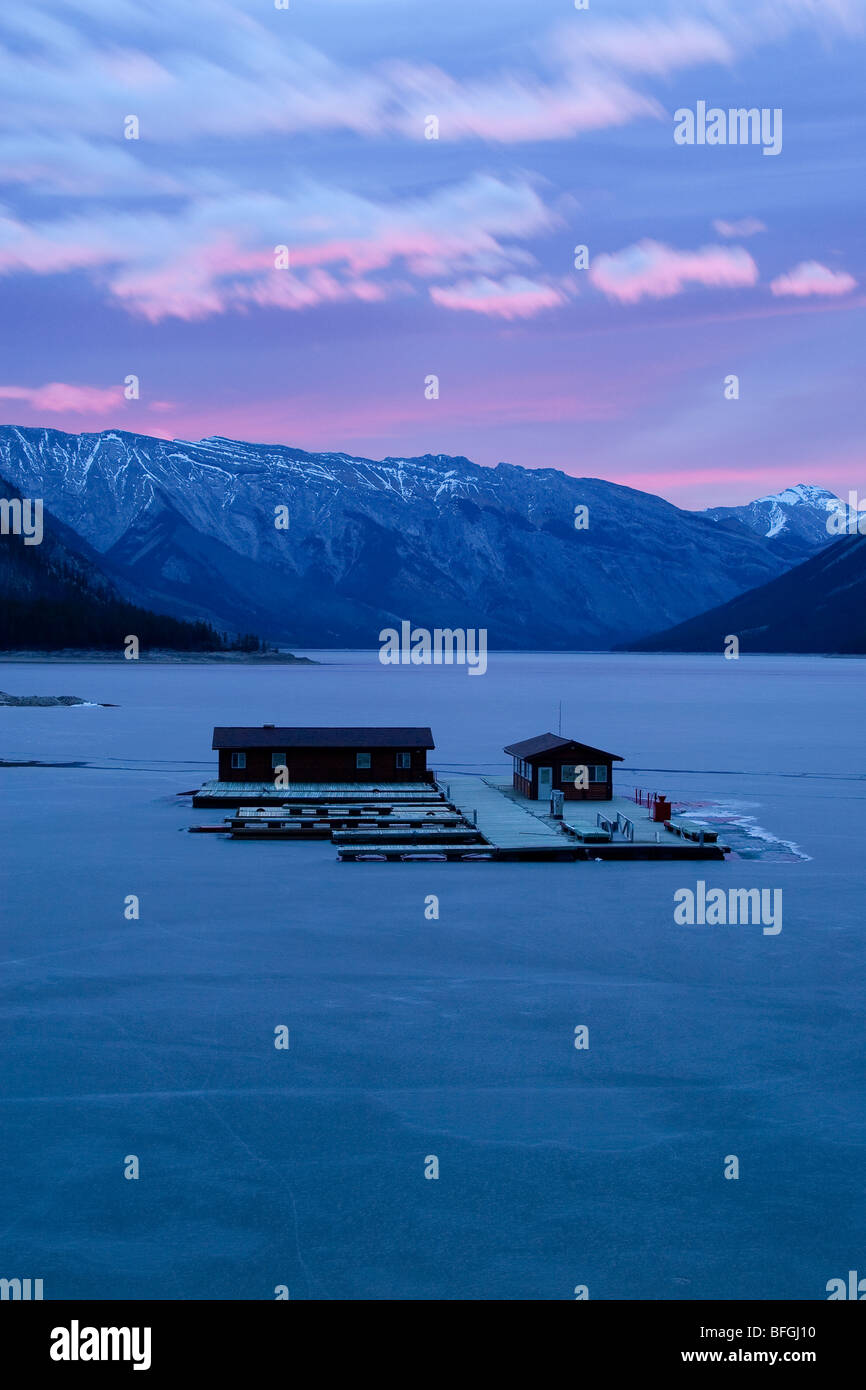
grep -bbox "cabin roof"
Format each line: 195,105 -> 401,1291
212,725 -> 435,750
503,732 -> 623,761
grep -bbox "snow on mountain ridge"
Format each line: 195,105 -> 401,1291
0,423 -> 812,649
756,484 -> 839,508
174,434 -> 495,504
703,483 -> 841,549
0,427 -> 504,554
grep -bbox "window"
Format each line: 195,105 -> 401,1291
271,752 -> 287,769
356,752 -> 371,769
231,752 -> 246,770
396,752 -> 411,769
561,763 -> 607,786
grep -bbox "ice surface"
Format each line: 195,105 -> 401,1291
0,652 -> 864,1300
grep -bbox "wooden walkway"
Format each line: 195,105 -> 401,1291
444,780 -> 728,861
447,777 -> 579,859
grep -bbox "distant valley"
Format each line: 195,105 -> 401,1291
623,533 -> 866,655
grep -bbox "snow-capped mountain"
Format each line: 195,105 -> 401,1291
703,484 -> 841,553
0,425 -> 813,649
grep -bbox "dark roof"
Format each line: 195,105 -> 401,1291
503,732 -> 623,761
213,726 -> 435,751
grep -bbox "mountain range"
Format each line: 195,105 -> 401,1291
0,425 -> 842,651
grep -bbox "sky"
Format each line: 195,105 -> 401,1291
0,0 -> 863,508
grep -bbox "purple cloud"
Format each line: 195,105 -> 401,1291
770,260 -> 857,297
0,175 -> 556,321
429,275 -> 569,319
0,381 -> 124,412
713,217 -> 767,238
590,240 -> 759,304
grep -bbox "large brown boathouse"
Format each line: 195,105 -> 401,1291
212,725 -> 435,784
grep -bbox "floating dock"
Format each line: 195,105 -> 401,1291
443,779 -> 728,861
337,842 -> 494,862
226,809 -> 464,838
332,826 -> 482,846
192,780 -> 441,808
189,777 -> 728,860
665,818 -> 719,844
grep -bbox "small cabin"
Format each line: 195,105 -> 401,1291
212,726 -> 435,784
503,733 -> 623,801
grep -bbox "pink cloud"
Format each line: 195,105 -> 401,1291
0,10 -> 710,152
0,381 -> 123,412
389,18 -> 734,144
0,175 -> 556,321
713,217 -> 767,238
241,268 -> 388,312
555,19 -> 734,74
590,240 -> 759,304
388,62 -> 661,142
0,0 -> 857,172
770,260 -> 857,297
429,275 -> 567,319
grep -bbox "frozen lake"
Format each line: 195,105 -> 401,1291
1,652 -> 864,1300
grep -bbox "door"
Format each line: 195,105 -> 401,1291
537,766 -> 552,801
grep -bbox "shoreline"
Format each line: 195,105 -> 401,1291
0,649 -> 318,664
0,649 -> 858,663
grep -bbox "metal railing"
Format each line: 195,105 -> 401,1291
632,787 -> 668,810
